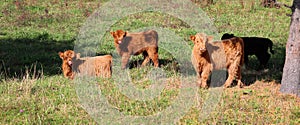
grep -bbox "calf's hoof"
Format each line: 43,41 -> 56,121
237,81 -> 244,88
200,84 -> 209,89
223,81 -> 232,88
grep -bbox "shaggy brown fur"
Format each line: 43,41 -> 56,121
110,30 -> 159,69
190,33 -> 244,88
221,33 -> 274,69
59,50 -> 112,79
59,50 -> 75,79
190,34 -> 213,89
73,53 -> 112,78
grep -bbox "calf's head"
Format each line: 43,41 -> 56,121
190,33 -> 213,54
110,30 -> 127,44
59,50 -> 75,66
221,33 -> 235,40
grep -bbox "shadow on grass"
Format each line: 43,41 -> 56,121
242,43 -> 286,86
126,43 -> 286,87
0,33 -> 74,79
1,31 -> 286,85
127,58 -> 179,71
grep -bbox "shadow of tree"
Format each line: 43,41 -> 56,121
0,33 -> 74,79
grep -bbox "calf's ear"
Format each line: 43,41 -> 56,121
76,53 -> 81,59
59,52 -> 64,59
207,36 -> 214,42
190,35 -> 196,43
124,31 -> 128,37
110,32 -> 115,37
69,51 -> 75,58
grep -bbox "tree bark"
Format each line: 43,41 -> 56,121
280,0 -> 300,96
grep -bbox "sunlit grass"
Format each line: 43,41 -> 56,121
0,0 -> 299,124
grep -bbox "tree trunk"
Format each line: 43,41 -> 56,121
280,0 -> 300,96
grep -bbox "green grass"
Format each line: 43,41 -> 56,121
0,75 -> 95,124
1,0 -> 299,124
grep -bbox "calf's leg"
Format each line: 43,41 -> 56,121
121,54 -> 130,69
200,66 -> 211,89
224,59 -> 241,88
148,47 -> 159,67
236,65 -> 244,88
141,51 -> 150,66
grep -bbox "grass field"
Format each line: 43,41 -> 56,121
1,0 -> 300,124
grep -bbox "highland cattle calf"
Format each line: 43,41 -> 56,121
59,50 -> 112,79
221,33 -> 274,69
110,30 -> 159,69
191,33 -> 244,88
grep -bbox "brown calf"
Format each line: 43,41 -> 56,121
110,30 -> 159,69
59,50 -> 75,79
59,50 -> 112,79
190,33 -> 244,88
190,33 -> 213,89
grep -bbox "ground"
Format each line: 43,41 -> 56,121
0,0 -> 299,124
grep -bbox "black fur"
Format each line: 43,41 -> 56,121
221,33 -> 275,69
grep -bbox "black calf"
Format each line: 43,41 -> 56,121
221,33 -> 275,69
